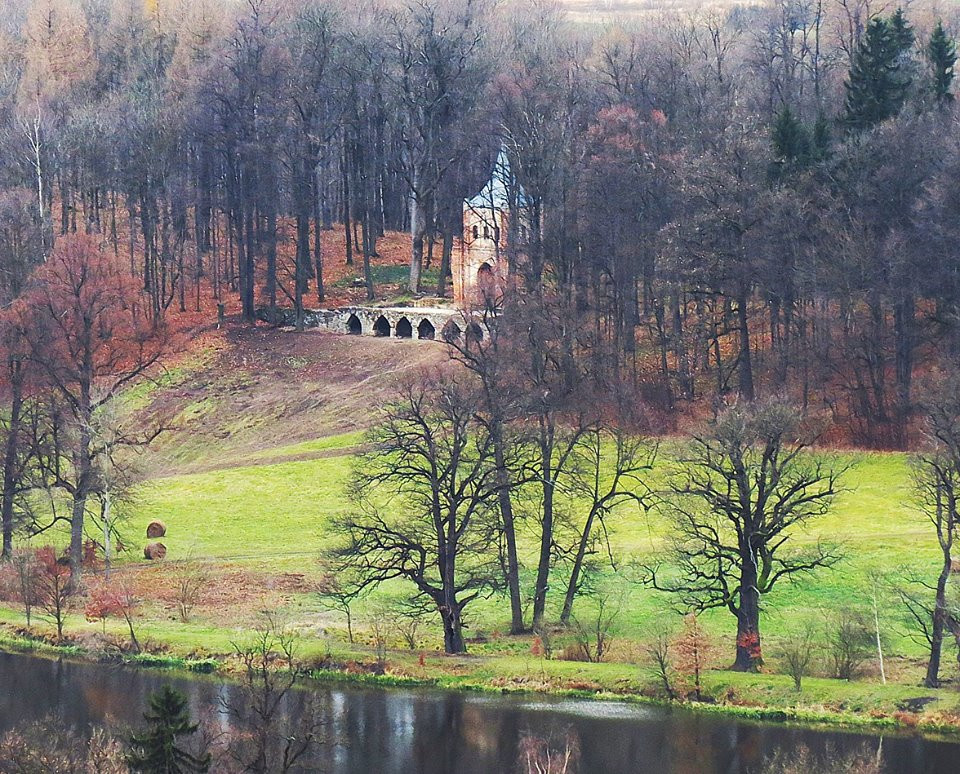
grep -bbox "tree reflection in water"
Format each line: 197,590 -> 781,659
0,652 -> 947,774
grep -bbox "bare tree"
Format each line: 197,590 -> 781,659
910,375 -> 960,687
568,591 -> 621,664
647,399 -> 844,671
780,624 -> 818,691
332,375 -> 503,654
558,423 -> 655,625
314,567 -> 359,643
33,545 -> 73,641
225,612 -> 328,774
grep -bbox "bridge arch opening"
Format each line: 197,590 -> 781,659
442,320 -> 461,343
395,317 -> 413,338
373,315 -> 390,337
346,314 -> 362,335
417,319 -> 436,340
466,322 -> 484,343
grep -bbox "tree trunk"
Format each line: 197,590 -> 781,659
926,548 -> 952,687
560,508 -> 596,626
441,600 -> 466,654
436,216 -> 454,298
342,138 -> 353,267
733,557 -> 762,671
492,423 -> 524,634
1,359 -> 24,560
409,195 -> 426,294
737,283 -> 755,401
532,435 -> 554,628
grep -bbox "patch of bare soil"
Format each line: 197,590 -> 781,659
139,324 -> 453,476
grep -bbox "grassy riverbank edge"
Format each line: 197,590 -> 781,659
3,624 -> 960,744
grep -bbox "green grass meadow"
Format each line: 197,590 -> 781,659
122,435 -> 942,662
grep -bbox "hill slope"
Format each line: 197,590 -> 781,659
134,325 -> 450,477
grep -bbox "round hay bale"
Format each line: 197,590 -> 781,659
144,542 -> 167,561
146,520 -> 167,538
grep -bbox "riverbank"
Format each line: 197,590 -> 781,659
2,615 -> 959,743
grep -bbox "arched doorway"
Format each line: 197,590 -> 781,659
346,314 -> 362,335
442,320 -> 461,343
417,319 -> 436,340
373,316 -> 390,337
395,317 -> 413,338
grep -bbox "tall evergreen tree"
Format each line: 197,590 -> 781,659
770,106 -> 812,181
843,13 -> 914,131
772,106 -> 811,164
127,686 -> 210,774
890,8 -> 915,54
928,20 -> 957,104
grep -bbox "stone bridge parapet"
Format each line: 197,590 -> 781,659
266,306 -> 486,342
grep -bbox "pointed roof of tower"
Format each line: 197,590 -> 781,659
465,148 -> 521,212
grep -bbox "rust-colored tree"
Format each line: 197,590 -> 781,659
85,576 -> 142,652
20,235 -> 167,578
34,546 -> 73,641
673,613 -> 714,702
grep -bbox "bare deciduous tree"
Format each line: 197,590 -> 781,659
647,399 -> 843,671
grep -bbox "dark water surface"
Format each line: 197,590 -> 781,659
0,650 -> 957,773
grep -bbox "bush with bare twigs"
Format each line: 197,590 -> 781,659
84,577 -> 142,652
0,718 -> 127,774
516,729 -> 580,774
761,742 -> 883,774
33,546 -> 74,641
779,624 -> 818,692
170,560 -> 211,623
829,610 -> 874,681
566,593 -> 621,664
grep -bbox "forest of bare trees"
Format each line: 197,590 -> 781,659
0,0 -> 957,450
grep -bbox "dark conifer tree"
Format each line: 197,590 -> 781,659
928,20 -> 957,105
771,106 -> 811,175
127,686 -> 210,774
843,14 -> 914,131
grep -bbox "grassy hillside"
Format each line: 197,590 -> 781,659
118,327 -> 949,659
130,430 -> 934,651
6,322 -> 959,732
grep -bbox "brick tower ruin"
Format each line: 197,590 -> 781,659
454,150 -> 517,307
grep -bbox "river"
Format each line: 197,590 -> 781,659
0,650 -> 957,773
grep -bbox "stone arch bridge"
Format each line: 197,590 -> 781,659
268,306 -> 485,342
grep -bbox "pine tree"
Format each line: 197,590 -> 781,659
770,106 -> 812,181
889,7 -> 915,53
812,114 -> 832,159
772,106 -> 811,164
843,13 -> 914,131
928,20 -> 957,104
127,686 -> 210,774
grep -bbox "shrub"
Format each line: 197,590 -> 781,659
170,560 -> 211,623
673,613 -> 714,701
0,719 -> 127,774
646,629 -> 676,699
780,624 -> 817,692
829,611 -> 873,681
516,729 -> 580,774
761,742 -> 882,774
567,594 -> 620,664
33,546 -> 74,642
